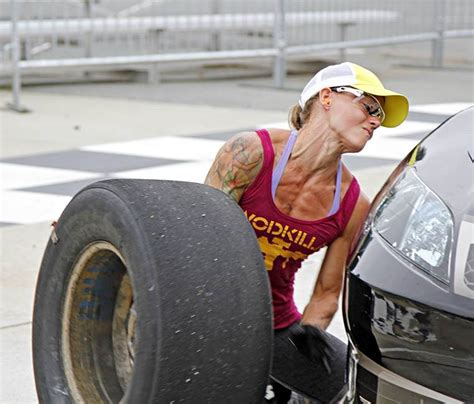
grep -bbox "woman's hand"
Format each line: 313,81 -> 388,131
288,323 -> 335,374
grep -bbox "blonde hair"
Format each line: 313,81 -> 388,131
288,95 -> 318,130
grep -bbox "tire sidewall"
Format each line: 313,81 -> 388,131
33,187 -> 159,403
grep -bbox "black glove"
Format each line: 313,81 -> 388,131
288,324 -> 335,374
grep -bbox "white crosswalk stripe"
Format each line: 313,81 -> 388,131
410,102 -> 472,115
82,136 -> 224,161
357,137 -> 418,160
1,190 -> 73,224
374,120 -> 438,137
0,163 -> 100,190
115,160 -> 214,183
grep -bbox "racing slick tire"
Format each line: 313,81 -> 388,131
32,179 -> 272,404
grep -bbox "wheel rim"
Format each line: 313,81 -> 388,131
113,273 -> 135,391
62,242 -> 135,403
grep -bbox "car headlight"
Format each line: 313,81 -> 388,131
373,167 -> 453,284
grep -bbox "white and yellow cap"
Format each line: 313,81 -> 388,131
299,62 -> 409,128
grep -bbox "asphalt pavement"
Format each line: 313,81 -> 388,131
1,47 -> 473,403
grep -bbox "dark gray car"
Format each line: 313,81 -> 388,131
344,107 -> 474,403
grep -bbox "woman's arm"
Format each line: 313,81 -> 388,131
204,131 -> 264,203
300,192 -> 370,330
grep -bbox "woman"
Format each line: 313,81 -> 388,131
204,62 -> 409,402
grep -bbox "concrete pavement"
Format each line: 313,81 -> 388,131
1,50 -> 473,402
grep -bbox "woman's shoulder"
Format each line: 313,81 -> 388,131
266,128 -> 293,143
223,130 -> 264,157
226,128 -> 291,158
204,130 -> 265,202
228,130 -> 261,143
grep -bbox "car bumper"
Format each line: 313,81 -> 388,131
344,231 -> 474,402
347,343 -> 463,404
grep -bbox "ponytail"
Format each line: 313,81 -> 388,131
288,96 -> 318,130
289,104 -> 304,130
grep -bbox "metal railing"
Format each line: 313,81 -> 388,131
2,0 -> 473,112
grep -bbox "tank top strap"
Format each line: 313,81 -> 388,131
255,128 -> 275,171
327,159 -> 343,216
240,129 -> 274,200
272,130 -> 298,200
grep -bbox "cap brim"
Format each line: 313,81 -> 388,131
353,84 -> 409,128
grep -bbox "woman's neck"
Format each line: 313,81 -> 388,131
290,122 -> 343,178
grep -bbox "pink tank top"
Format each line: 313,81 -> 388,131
239,129 -> 360,329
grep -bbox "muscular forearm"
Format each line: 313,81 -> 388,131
300,296 -> 338,330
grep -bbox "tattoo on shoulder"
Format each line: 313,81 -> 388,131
205,133 -> 263,200
229,135 -> 261,168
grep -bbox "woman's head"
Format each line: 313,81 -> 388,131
319,87 -> 387,151
289,62 -> 408,130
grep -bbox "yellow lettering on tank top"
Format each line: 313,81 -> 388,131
303,236 -> 316,250
253,217 -> 268,231
286,228 -> 300,242
244,210 -> 256,222
298,232 -> 307,246
244,212 -> 321,257
270,221 -> 284,236
267,220 -> 275,234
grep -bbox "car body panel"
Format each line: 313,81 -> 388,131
346,273 -> 474,401
344,107 -> 474,402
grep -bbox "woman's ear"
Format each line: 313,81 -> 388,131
319,88 -> 332,109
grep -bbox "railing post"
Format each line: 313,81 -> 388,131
84,0 -> 92,58
148,64 -> 161,84
338,22 -> 354,63
7,0 -> 29,112
431,0 -> 446,68
273,0 -> 286,88
210,0 -> 220,51
83,0 -> 93,79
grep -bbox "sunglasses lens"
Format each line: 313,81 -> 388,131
363,96 -> 385,122
335,87 -> 386,123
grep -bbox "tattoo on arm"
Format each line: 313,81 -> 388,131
205,133 -> 263,201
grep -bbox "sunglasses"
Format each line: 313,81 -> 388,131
331,86 -> 386,123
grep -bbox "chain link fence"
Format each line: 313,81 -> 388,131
1,0 -> 473,111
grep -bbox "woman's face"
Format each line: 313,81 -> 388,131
325,89 -> 385,152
